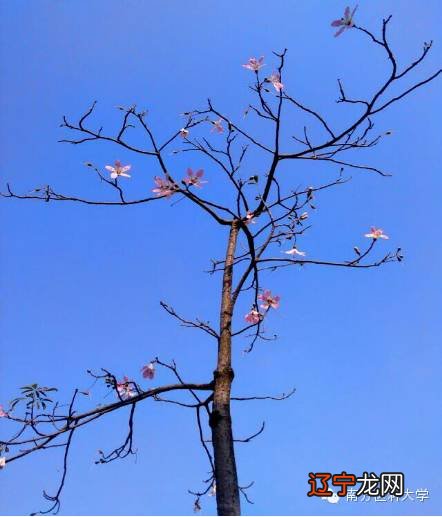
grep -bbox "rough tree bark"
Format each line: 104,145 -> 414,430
211,220 -> 241,516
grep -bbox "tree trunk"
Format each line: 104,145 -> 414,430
210,220 -> 241,516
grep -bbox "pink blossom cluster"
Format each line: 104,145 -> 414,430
245,290 -> 281,324
153,168 -> 208,197
365,227 -> 389,240
152,176 -> 178,197
242,57 -> 265,72
105,160 -> 131,179
245,211 -> 257,224
259,290 -> 281,310
183,168 -> 207,188
331,5 -> 358,37
242,56 -> 284,91
284,246 -> 306,257
244,308 -> 262,324
116,362 -> 156,400
141,362 -> 156,379
211,119 -> 224,134
267,72 -> 284,92
116,376 -> 137,400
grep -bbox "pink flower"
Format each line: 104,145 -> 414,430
183,168 -> 207,188
245,211 -> 257,224
267,72 -> 284,92
211,119 -> 224,134
105,160 -> 131,179
365,227 -> 389,240
331,5 -> 358,37
152,176 -> 178,197
116,376 -> 136,400
242,56 -> 265,72
245,309 -> 263,324
0,457 -> 6,469
258,290 -> 280,310
284,247 -> 306,257
179,128 -> 189,138
0,405 -> 7,418
141,362 -> 155,380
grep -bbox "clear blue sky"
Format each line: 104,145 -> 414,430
1,1 -> 441,515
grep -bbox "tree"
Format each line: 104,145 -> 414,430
1,7 -> 440,516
